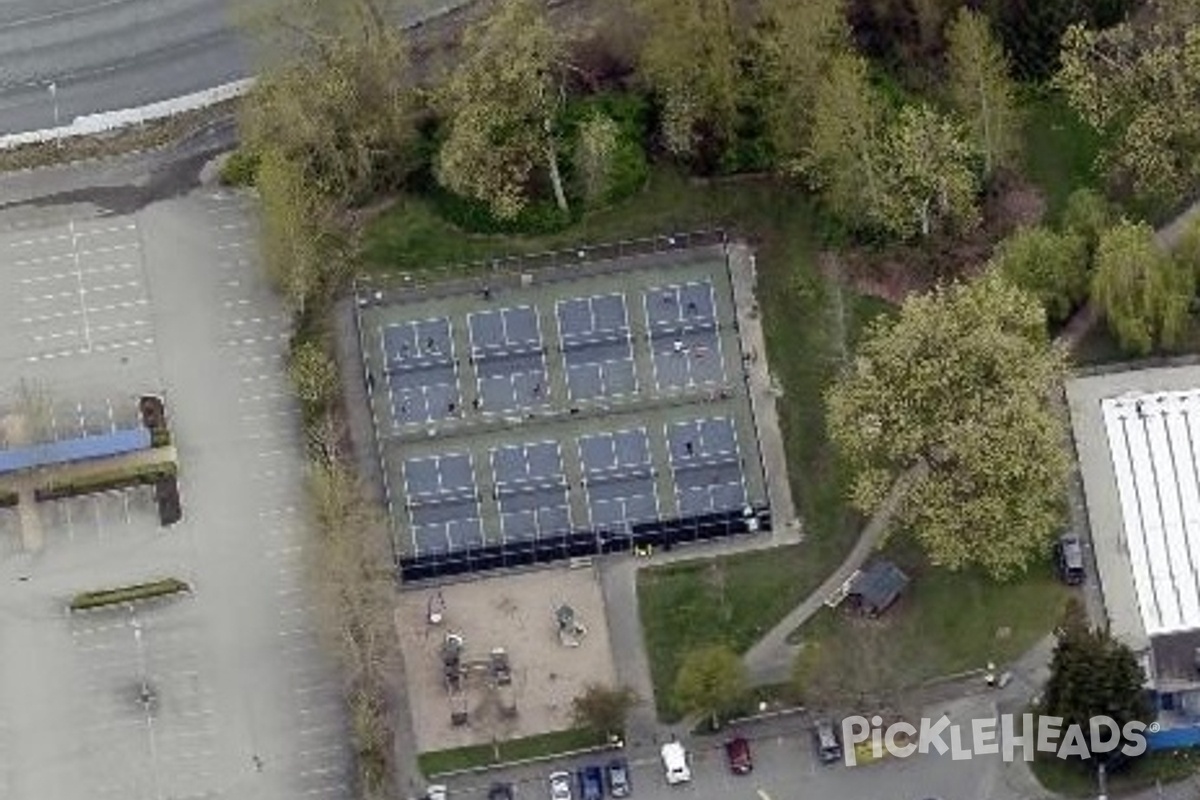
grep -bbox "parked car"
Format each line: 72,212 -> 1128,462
814,719 -> 843,764
724,736 -> 753,774
578,765 -> 604,800
488,783 -> 515,800
1056,534 -> 1085,585
549,771 -> 573,800
660,741 -> 691,784
426,785 -> 448,800
605,758 -> 631,797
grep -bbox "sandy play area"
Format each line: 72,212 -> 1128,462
396,564 -> 617,752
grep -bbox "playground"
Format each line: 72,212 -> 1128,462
396,564 -> 617,753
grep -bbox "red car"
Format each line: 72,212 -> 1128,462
725,736 -> 753,774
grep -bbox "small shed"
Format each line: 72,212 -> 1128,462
848,560 -> 910,616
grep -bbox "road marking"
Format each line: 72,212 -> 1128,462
757,791 -> 772,800
20,262 -> 135,283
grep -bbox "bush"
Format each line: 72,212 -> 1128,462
36,461 -> 178,501
426,185 -> 576,235
219,148 -> 260,187
70,577 -> 191,611
0,490 -> 17,508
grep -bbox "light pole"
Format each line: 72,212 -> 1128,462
47,82 -> 61,148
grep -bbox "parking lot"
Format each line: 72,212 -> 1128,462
0,171 -> 351,800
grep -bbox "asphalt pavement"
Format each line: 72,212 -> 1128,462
0,0 -> 476,138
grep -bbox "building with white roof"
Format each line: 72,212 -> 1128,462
1069,366 -> 1200,730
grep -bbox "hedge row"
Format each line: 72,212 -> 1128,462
0,490 -> 17,509
69,577 -> 191,611
36,461 -> 178,502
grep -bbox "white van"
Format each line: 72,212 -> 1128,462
660,741 -> 691,784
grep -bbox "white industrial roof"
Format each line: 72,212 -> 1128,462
1103,390 -> 1200,637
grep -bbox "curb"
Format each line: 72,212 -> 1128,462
423,741 -> 622,779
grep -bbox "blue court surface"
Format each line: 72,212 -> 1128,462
644,281 -> 727,390
469,306 -> 550,413
490,441 -> 571,541
381,318 -> 461,427
667,417 -> 747,516
556,293 -> 638,401
403,452 -> 484,555
577,428 -> 659,533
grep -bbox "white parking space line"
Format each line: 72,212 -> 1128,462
20,262 -> 135,283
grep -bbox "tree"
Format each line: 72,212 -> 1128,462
674,645 -> 746,729
255,148 -> 336,314
1042,598 -> 1151,765
991,226 -> 1089,324
240,0 -> 417,205
435,0 -> 569,220
1092,219 -> 1194,355
633,0 -> 740,159
945,7 -> 1020,178
573,112 -> 622,206
289,340 -> 340,410
1061,187 -> 1113,257
803,52 -> 887,225
1057,0 -> 1200,209
874,104 -> 981,239
571,683 -> 638,736
827,272 -> 1070,578
984,0 -> 1133,81
753,0 -> 849,167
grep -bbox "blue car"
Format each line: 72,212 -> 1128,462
578,765 -> 604,800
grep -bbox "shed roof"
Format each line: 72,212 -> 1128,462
850,560 -> 909,612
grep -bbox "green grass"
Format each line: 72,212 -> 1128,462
417,728 -> 609,777
362,165 -> 892,721
1020,89 -> 1105,224
788,537 -> 1072,703
1032,747 -> 1200,797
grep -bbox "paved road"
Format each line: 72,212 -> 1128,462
0,0 -> 469,138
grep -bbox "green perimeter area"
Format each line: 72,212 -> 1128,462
787,537 -> 1071,701
417,728 -> 609,777
1019,90 -> 1104,223
364,164 -> 891,722
1032,743 -> 1200,797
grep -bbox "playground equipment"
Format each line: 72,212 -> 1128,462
556,604 -> 587,648
440,632 -> 518,724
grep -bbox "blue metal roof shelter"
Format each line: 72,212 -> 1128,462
0,428 -> 151,476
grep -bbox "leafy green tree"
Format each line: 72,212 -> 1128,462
435,0 -> 569,220
256,148 -> 332,314
1042,598 -> 1151,764
983,0 -> 1133,81
827,272 -> 1070,578
1061,187 -> 1113,257
289,340 -> 340,410
991,226 -> 1089,324
875,104 -> 981,239
573,112 -> 622,206
753,0 -> 849,167
1057,0 -> 1200,209
1092,219 -> 1194,355
803,52 -> 887,226
241,3 -> 416,205
633,0 -> 740,159
674,645 -> 746,728
571,683 -> 638,736
945,7 -> 1020,178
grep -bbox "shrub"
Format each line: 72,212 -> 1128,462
70,578 -> 191,611
0,490 -> 17,509
36,461 -> 178,501
219,148 -> 261,187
